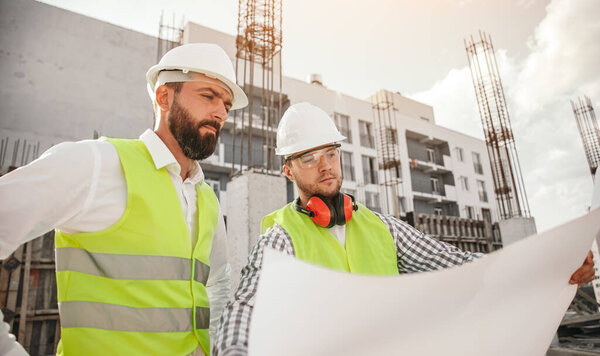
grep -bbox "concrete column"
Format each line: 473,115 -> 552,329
226,170 -> 288,292
497,217 -> 537,246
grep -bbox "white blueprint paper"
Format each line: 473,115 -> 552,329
248,208 -> 600,356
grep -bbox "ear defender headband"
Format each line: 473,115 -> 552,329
295,193 -> 359,228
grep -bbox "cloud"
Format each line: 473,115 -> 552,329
410,49 -> 520,140
409,0 -> 600,232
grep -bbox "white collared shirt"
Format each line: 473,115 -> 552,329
0,129 -> 230,348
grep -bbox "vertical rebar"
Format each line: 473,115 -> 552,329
572,96 -> 600,178
465,31 -> 531,219
233,0 -> 282,174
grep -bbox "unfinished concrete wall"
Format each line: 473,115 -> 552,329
0,0 -> 156,169
498,217 -> 537,246
226,171 -> 287,291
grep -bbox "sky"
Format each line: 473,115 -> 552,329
37,0 -> 600,233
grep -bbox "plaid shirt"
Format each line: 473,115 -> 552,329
213,211 -> 482,355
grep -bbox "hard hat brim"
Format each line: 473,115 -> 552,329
275,133 -> 347,156
146,65 -> 248,110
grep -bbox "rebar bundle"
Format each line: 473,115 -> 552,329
571,96 -> 600,178
371,91 -> 403,217
465,31 -> 531,219
232,0 -> 284,173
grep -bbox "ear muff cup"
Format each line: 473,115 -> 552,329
296,193 -> 359,228
342,194 -> 355,224
305,194 -> 336,228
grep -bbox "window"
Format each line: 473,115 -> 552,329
459,176 -> 469,191
426,148 -> 436,163
434,207 -> 442,216
341,151 -> 355,181
362,155 -> 378,184
477,180 -> 488,202
465,205 -> 474,219
205,179 -> 221,200
430,176 -> 440,194
472,152 -> 483,174
365,191 -> 381,212
455,147 -> 464,162
334,113 -> 352,143
358,120 -> 374,148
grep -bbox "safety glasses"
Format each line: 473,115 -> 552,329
286,144 -> 341,169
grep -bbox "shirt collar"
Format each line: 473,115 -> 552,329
139,129 -> 205,184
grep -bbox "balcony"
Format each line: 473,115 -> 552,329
409,154 -> 452,174
412,190 -> 442,204
412,184 -> 457,204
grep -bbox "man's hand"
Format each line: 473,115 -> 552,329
569,251 -> 595,286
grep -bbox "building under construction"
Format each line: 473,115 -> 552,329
368,89 -> 499,253
0,1 -> 509,353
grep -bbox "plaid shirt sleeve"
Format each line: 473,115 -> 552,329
373,212 -> 483,273
213,213 -> 482,355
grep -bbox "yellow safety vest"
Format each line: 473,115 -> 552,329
54,138 -> 218,355
261,202 -> 398,274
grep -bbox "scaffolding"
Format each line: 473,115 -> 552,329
465,31 -> 531,220
232,0 -> 284,174
371,91 -> 403,217
156,11 -> 184,61
571,96 -> 600,178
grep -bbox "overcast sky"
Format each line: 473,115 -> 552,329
37,0 -> 600,232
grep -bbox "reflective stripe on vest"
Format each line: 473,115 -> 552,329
261,202 -> 398,275
54,138 -> 218,356
59,302 -> 211,331
55,247 -> 210,284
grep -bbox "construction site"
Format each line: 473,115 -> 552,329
1,0 -> 599,355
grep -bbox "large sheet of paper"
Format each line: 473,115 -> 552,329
249,209 -> 600,356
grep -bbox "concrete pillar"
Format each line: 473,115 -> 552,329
226,170 -> 288,292
497,217 -> 537,246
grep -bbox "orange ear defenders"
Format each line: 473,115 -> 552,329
295,193 -> 359,228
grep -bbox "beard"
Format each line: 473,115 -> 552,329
168,97 -> 220,160
294,173 -> 343,202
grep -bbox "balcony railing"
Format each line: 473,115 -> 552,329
409,155 -> 452,174
410,213 -> 498,253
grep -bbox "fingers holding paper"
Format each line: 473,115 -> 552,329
569,250 -> 595,286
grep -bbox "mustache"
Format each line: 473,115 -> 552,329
197,119 -> 221,133
319,174 -> 337,180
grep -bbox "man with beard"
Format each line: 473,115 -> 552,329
214,102 -> 595,356
0,43 -> 247,355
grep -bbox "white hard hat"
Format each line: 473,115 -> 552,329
276,102 -> 346,156
146,43 -> 248,110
